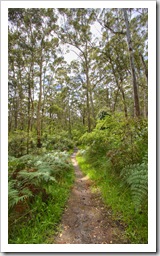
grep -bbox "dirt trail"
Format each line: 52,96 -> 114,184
54,152 -> 128,244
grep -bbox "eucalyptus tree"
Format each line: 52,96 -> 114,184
123,8 -> 140,117
94,9 -> 130,116
96,8 -> 148,117
8,8 -> 60,150
25,8 -> 60,147
69,60 -> 88,130
58,8 -> 98,132
8,9 -> 26,132
129,8 -> 148,117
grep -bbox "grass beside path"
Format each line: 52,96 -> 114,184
76,154 -> 148,244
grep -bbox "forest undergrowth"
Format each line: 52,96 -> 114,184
8,149 -> 74,244
77,113 -> 148,244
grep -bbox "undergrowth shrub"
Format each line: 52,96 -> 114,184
120,153 -> 148,211
8,151 -> 72,211
79,113 -> 148,213
8,130 -> 36,157
8,150 -> 74,243
77,154 -> 148,243
45,135 -> 74,151
8,180 -> 33,210
80,113 -> 148,173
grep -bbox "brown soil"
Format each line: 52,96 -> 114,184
54,152 -> 128,244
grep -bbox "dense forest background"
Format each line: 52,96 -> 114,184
8,8 -> 148,244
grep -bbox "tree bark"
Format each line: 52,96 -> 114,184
108,55 -> 128,117
89,89 -> 96,126
84,44 -> 92,132
123,8 -> 140,117
13,65 -> 18,130
37,51 -> 43,148
112,88 -> 120,113
140,52 -> 148,83
27,73 -> 31,154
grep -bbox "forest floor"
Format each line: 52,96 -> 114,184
54,151 -> 129,244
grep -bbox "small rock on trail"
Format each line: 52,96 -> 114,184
54,152 -> 128,244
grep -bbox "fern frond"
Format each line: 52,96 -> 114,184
8,181 -> 32,210
120,154 -> 148,211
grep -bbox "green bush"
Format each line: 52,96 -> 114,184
46,134 -> 74,151
80,113 -> 148,174
79,113 -> 148,213
8,130 -> 36,157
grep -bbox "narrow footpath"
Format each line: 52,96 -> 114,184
54,151 -> 128,244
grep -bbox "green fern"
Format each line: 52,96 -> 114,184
120,153 -> 148,211
8,151 -> 73,213
8,180 -> 33,210
17,170 -> 56,186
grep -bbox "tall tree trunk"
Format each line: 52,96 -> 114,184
30,51 -> 34,132
108,55 -> 128,117
30,23 -> 35,132
140,52 -> 148,83
143,88 -> 147,118
37,53 -> 43,148
106,88 -> 110,109
18,67 -> 25,130
14,99 -> 18,130
13,65 -> 18,130
82,107 -> 86,126
27,73 -> 31,154
119,85 -> 128,118
112,88 -> 120,113
84,45 -> 91,132
41,68 -> 46,137
86,88 -> 91,132
89,89 -> 96,127
68,104 -> 72,138
123,8 -> 140,117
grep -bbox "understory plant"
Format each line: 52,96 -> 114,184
78,113 -> 148,243
80,113 -> 148,173
120,153 -> 148,212
8,151 -> 74,243
77,153 -> 148,244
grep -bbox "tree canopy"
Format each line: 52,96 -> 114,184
8,8 -> 148,150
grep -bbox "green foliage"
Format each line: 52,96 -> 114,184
8,152 -> 72,210
80,113 -> 148,173
77,154 -> 148,244
9,165 -> 74,244
78,113 -> 148,243
8,150 -> 74,243
97,108 -> 111,120
120,153 -> 148,211
72,128 -> 87,145
45,134 -> 74,151
8,130 -> 36,157
8,131 -> 27,157
8,180 -> 32,210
